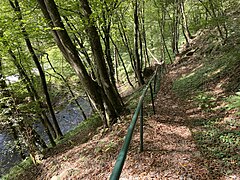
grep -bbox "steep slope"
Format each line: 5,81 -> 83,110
11,28 -> 240,179
5,8 -> 240,179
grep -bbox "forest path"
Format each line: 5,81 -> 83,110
117,62 -> 212,179
118,53 -> 240,179
18,48 -> 239,180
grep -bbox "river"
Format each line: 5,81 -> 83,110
0,97 -> 92,177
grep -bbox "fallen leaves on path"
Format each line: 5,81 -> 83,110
18,34 -> 240,180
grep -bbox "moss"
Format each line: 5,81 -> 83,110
1,158 -> 32,180
56,113 -> 102,145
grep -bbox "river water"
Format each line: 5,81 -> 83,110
0,98 -> 92,177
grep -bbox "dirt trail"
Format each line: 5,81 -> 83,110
18,55 -> 239,179
119,56 -> 240,179
117,63 -> 211,179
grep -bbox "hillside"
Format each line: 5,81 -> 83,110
1,1 -> 240,179
3,24 -> 239,179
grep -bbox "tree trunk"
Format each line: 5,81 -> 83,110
180,0 -> 192,46
9,0 -> 63,138
153,0 -> 172,63
110,35 -> 134,88
1,30 -> 56,146
133,0 -> 145,86
208,0 -> 226,40
37,0 -> 123,126
172,0 -> 180,56
7,48 -> 56,146
1,30 -> 56,140
117,16 -> 136,74
0,36 -> 7,92
0,58 -> 7,92
80,0 -> 124,116
44,52 -> 87,120
63,16 -> 95,77
114,47 -> 119,84
141,0 -> 150,68
102,22 -> 116,87
101,21 -> 123,106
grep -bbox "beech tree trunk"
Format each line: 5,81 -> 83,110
117,16 -> 136,73
0,54 -> 7,91
172,0 -> 180,56
180,0 -> 192,46
1,29 -> 56,146
37,0 -> 124,126
44,52 -> 87,120
110,36 -> 134,88
63,16 -> 95,77
79,0 -> 124,112
141,0 -> 150,68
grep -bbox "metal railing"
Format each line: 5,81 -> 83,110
110,65 -> 162,180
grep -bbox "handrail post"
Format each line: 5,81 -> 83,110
140,104 -> 143,152
153,68 -> 158,93
150,83 -> 156,115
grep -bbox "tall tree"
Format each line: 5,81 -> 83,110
172,0 -> 180,56
180,0 -> 192,46
36,0 -> 124,126
79,0 -> 124,111
8,50 -> 56,146
133,0 -> 145,85
8,0 -> 63,138
0,29 -> 57,145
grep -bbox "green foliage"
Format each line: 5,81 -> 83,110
2,114 -> 102,179
194,118 -> 240,168
56,114 -> 102,145
173,36 -> 240,98
0,0 -> 240,177
173,70 -> 207,98
194,92 -> 216,112
1,158 -> 32,180
226,91 -> 240,114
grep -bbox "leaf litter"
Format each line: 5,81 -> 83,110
17,33 -> 240,180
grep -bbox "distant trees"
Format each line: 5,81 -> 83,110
133,0 -> 145,86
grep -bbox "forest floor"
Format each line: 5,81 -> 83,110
15,30 -> 240,179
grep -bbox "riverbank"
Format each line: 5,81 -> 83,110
1,113 -> 102,180
0,97 -> 92,177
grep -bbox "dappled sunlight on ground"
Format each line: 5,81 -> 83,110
17,31 -> 240,180
18,67 -> 239,180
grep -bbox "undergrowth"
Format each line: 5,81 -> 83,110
125,66 -> 163,113
194,116 -> 240,175
227,91 -> 240,114
173,30 -> 240,176
1,158 -> 32,180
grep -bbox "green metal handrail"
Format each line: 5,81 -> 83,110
110,66 -> 161,180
